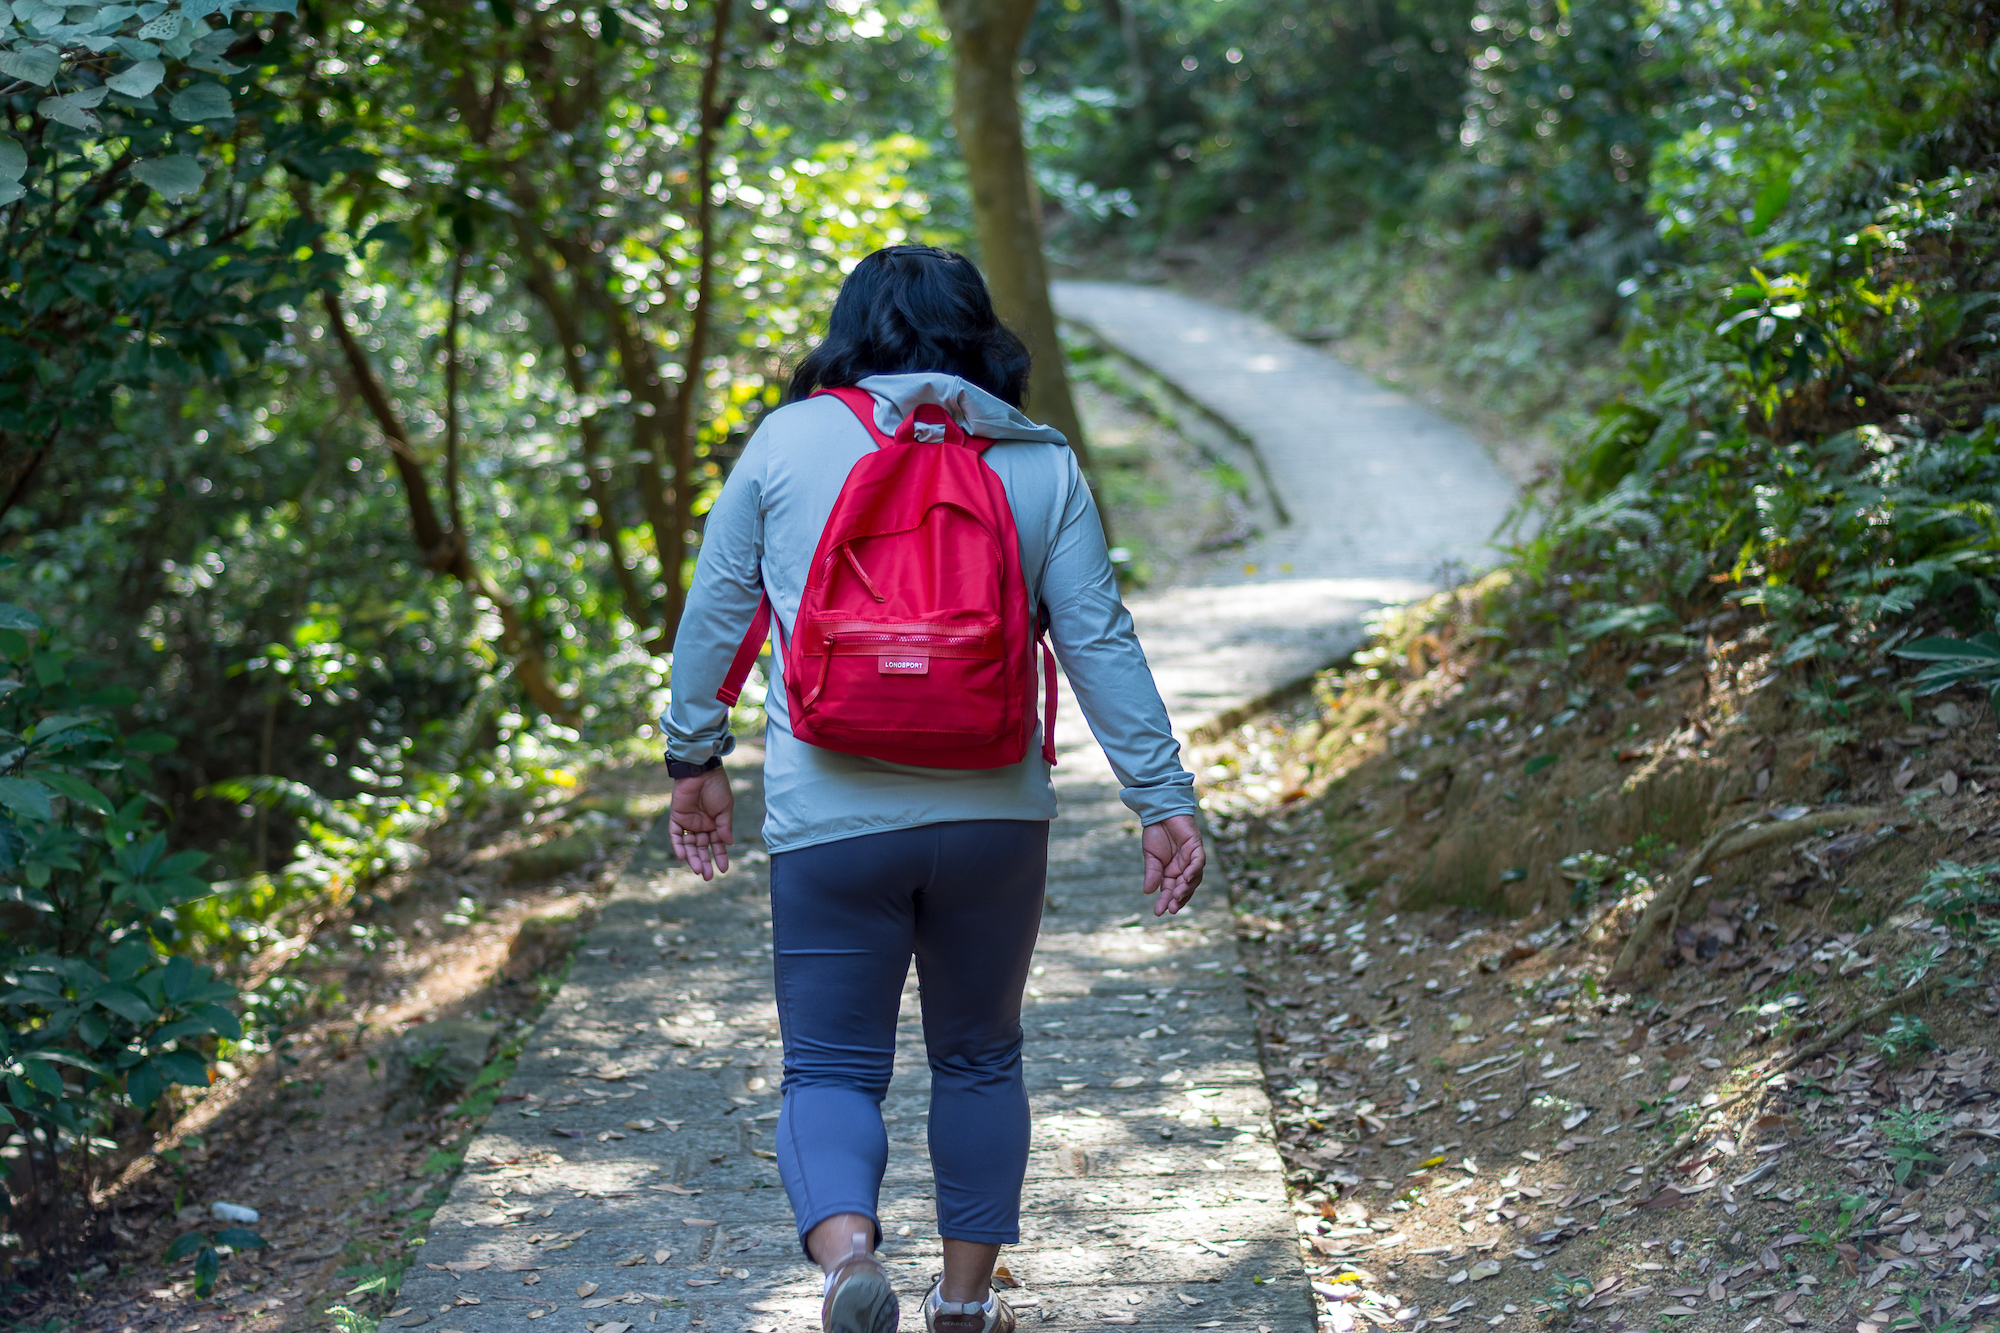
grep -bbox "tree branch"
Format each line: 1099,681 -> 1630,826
317,283 -> 579,724
655,0 -> 737,640
1610,807 -> 1896,978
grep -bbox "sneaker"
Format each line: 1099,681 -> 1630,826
922,1280 -> 1016,1333
821,1233 -> 899,1333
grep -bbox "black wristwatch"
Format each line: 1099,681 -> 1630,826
666,755 -> 724,781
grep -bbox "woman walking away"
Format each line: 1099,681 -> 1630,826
662,245 -> 1205,1333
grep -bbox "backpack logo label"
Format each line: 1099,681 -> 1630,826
878,656 -> 929,675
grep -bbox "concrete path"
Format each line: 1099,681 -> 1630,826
393,735 -> 1309,1333
392,285 -> 1518,1333
1055,280 -> 1519,588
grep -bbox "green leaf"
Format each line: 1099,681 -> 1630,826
0,46 -> 60,87
149,1017 -> 218,1046
89,982 -> 156,1024
165,1232 -> 210,1262
0,603 -> 43,633
1524,755 -> 1558,776
126,1060 -> 164,1110
156,1049 -> 209,1087
186,1001 -> 241,1041
192,1245 -> 220,1297
0,138 -> 25,186
0,777 -> 54,820
20,1057 -> 62,1095
1893,633 -> 2000,664
106,56 -> 165,97
30,714 -> 90,742
34,771 -> 113,815
1748,175 -> 1794,237
212,1227 -> 265,1249
163,954 -> 194,1002
168,82 -> 233,122
37,87 -> 107,132
132,155 -> 205,201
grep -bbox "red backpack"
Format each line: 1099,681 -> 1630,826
716,387 -> 1057,769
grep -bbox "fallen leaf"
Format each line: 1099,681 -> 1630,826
682,1218 -> 720,1226
654,1249 -> 673,1265
576,1283 -> 599,1298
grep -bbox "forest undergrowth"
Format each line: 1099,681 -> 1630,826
1191,570 -> 2000,1331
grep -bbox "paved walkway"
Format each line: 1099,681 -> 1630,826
393,286 -> 1518,1333
1054,281 -> 1519,588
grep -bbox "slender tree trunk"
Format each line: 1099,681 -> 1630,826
443,248 -> 468,539
509,235 -> 657,634
651,0 -> 736,640
319,286 -> 580,724
937,0 -> 1100,494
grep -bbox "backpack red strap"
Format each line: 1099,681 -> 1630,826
815,387 -> 995,453
1039,604 -> 1058,767
815,386 -> 895,446
716,591 -> 773,707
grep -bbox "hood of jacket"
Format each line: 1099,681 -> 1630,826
853,372 -> 1070,448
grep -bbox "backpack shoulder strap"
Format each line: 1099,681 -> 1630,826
814,387 -> 997,454
716,591 -> 774,707
813,386 -> 895,447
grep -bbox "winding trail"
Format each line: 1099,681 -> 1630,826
1056,280 -> 1519,734
393,286 -> 1516,1333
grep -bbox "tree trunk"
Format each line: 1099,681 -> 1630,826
509,235 -> 656,634
938,0 -> 1100,490
319,285 -> 580,724
653,0 -> 736,640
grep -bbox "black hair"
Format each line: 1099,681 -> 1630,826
786,245 -> 1032,406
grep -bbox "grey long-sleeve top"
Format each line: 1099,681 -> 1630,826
663,371 -> 1196,854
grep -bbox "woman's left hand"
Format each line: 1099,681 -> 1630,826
1141,814 -> 1205,916
669,766 -> 735,880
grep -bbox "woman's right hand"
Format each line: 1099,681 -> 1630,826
669,766 -> 735,881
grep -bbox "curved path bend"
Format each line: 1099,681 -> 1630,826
392,286 -> 1519,1333
1056,279 -> 1519,737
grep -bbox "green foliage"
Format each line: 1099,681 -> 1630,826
1912,859 -> 2000,945
0,587 -> 238,1248
1894,620 -> 2000,704
164,1225 -> 266,1298
1530,1273 -> 1594,1322
1023,0 -> 1474,232
1556,841 -> 1666,911
0,0 -> 347,470
1869,1015 -> 1938,1066
1879,1105 -> 1950,1184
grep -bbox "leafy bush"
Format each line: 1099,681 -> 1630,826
0,588 -> 236,1257
1869,1015 -> 1938,1066
1879,1106 -> 1951,1184
164,1225 -> 268,1298
1912,860 -> 2000,946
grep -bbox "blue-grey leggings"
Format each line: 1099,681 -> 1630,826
769,819 -> 1048,1252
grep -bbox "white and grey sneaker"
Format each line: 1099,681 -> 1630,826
821,1233 -> 899,1333
922,1280 -> 1016,1333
